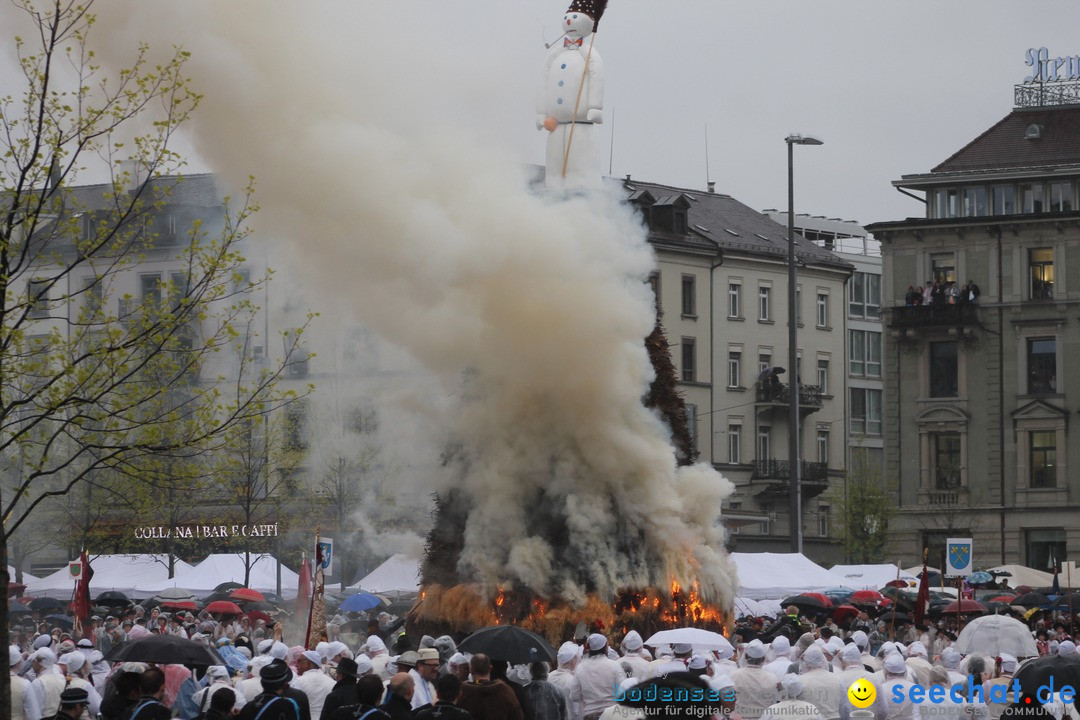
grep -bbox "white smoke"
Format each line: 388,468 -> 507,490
81,1 -> 737,604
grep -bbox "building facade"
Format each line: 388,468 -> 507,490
625,178 -> 853,562
868,82 -> 1080,571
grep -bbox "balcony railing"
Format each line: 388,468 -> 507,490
755,382 -> 823,408
888,304 -> 978,329
752,459 -> 828,482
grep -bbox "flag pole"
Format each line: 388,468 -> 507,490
1069,562 -> 1074,638
305,528 -> 319,648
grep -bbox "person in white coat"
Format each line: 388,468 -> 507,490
10,646 -> 42,720
936,648 -> 966,687
409,647 -> 440,709
879,653 -> 921,720
732,640 -> 779,720
799,646 -> 842,720
763,637 -> 794,681
29,648 -> 65,718
762,674 -> 823,720
536,0 -> 607,190
57,652 -> 102,719
618,631 -> 651,680
292,649 -> 336,719
836,644 -> 886,720
575,634 -> 625,720
549,642 -> 585,720
191,666 -> 244,716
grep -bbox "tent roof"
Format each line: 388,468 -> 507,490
346,554 -> 419,595
9,566 -> 39,583
137,553 -> 300,598
829,564 -> 918,590
25,554 -> 194,599
730,552 -> 848,600
986,564 -> 1055,590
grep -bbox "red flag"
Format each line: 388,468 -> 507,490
70,551 -> 94,635
296,552 -> 311,616
914,556 -> 930,627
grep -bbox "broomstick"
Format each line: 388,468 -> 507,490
562,31 -> 598,179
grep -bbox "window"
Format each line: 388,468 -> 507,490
929,341 -> 959,398
681,275 -> 696,317
850,388 -> 883,436
817,429 -> 829,465
758,286 -> 771,321
818,506 -> 830,537
758,353 -> 772,376
1030,431 -> 1056,489
931,254 -> 956,286
283,401 -> 308,453
681,338 -> 696,382
849,330 -> 881,377
1050,182 -> 1074,213
817,359 -> 829,395
933,433 -> 962,489
140,273 -> 162,305
82,277 -> 103,318
796,287 -> 802,322
685,403 -> 698,451
728,351 -> 741,388
816,293 -> 829,328
1021,183 -> 1045,214
27,279 -> 49,319
993,185 -> 1016,215
728,423 -> 741,464
962,187 -> 988,217
1030,248 -> 1054,300
849,272 -> 880,318
648,273 -> 660,309
1026,528 -> 1066,571
728,283 -> 741,318
758,426 -> 771,460
933,188 -> 959,218
1027,337 -> 1057,394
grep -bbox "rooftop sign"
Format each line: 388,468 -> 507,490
134,523 -> 279,540
1024,48 -> 1080,84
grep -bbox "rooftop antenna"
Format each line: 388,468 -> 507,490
608,107 -> 616,176
705,122 -> 716,193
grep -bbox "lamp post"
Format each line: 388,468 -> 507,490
786,133 -> 823,554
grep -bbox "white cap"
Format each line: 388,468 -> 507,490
249,656 -> 272,676
908,641 -> 928,659
355,654 -> 373,675
715,642 -> 734,661
801,646 -> 826,669
449,652 -> 470,667
302,650 -> 323,666
206,665 -> 230,681
270,642 -> 288,661
780,673 -> 804,699
744,640 -> 766,659
841,644 -> 862,665
30,648 -> 56,666
587,633 -> 607,651
9,646 -> 21,667
884,652 -> 907,675
1059,641 -> 1077,656
59,651 -> 86,673
827,637 -> 845,654
770,636 -> 791,656
328,641 -> 348,658
999,653 -> 1018,673
851,631 -> 868,649
622,630 -> 643,652
940,647 -> 961,668
315,642 -> 330,659
688,655 -> 708,670
257,639 -> 274,655
32,634 -> 52,649
672,643 -> 693,655
558,642 -> 579,666
88,650 -> 104,664
366,636 -> 387,654
878,641 -> 896,657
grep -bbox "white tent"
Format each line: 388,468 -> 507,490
986,564 -> 1055,590
9,566 -> 39,584
830,564 -> 918,590
25,554 -> 194,599
346,554 -> 420,595
730,552 -> 848,600
137,553 -> 300,599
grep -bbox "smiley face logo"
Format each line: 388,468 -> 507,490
848,678 -> 877,709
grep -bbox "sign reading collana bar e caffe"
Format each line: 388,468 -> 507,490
1024,48 -> 1080,84
134,523 -> 279,540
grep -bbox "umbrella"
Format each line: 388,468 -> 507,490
1053,593 -> 1080,609
982,602 -> 1016,615
942,599 -> 987,614
160,600 -> 201,612
214,581 -> 245,593
1015,653 -> 1080,707
229,588 -> 265,602
239,600 -> 276,612
644,628 -> 735,652
780,593 -> 833,613
105,634 -> 225,667
9,601 -> 32,615
1013,592 -> 1050,607
340,592 -> 385,613
875,611 -> 911,624
884,580 -> 910,588
849,590 -> 885,606
987,595 -> 1017,603
458,625 -> 556,664
29,597 -> 65,611
968,571 -> 995,585
245,610 -> 273,624
155,587 -> 196,600
832,604 -> 859,622
205,600 -> 243,615
263,593 -> 286,605
44,614 -> 74,628
94,591 -> 131,608
821,587 -> 855,601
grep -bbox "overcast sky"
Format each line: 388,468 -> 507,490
4,0 -> 1079,229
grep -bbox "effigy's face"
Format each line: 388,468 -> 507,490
563,12 -> 593,39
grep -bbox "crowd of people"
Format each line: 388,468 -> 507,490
903,279 -> 980,307
8,598 -> 1072,720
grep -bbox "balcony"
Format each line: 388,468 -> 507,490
749,459 -> 830,499
755,381 -> 823,412
888,304 -> 978,330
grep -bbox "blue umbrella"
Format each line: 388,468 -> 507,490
969,571 -> 994,585
339,592 -> 385,613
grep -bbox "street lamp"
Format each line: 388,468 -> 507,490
786,133 -> 823,554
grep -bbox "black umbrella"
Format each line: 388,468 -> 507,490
28,597 -> 65,611
1012,592 -> 1051,608
95,591 -> 132,608
44,614 -> 74,628
1014,653 -> 1080,712
105,634 -> 225,667
618,672 -> 727,719
875,611 -> 912,624
458,625 -> 556,664
214,581 -> 245,593
1053,593 -> 1080,609
9,601 -> 32,615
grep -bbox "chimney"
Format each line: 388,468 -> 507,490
120,159 -> 143,195
707,181 -> 716,194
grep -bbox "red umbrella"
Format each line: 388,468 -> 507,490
942,599 -> 987,614
245,610 -> 273,624
849,590 -> 884,605
161,600 -> 200,611
988,595 -> 1017,603
832,604 -> 859,621
229,588 -> 265,602
884,580 -> 909,588
205,600 -> 243,615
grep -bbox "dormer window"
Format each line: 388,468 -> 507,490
652,194 -> 692,234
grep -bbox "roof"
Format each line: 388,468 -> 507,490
616,177 -> 850,269
59,173 -> 226,210
932,105 -> 1080,174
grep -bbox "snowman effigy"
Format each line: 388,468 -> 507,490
537,0 -> 608,190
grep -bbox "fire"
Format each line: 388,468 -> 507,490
409,577 -> 730,645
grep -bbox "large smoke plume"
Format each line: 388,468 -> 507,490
78,1 -> 737,606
